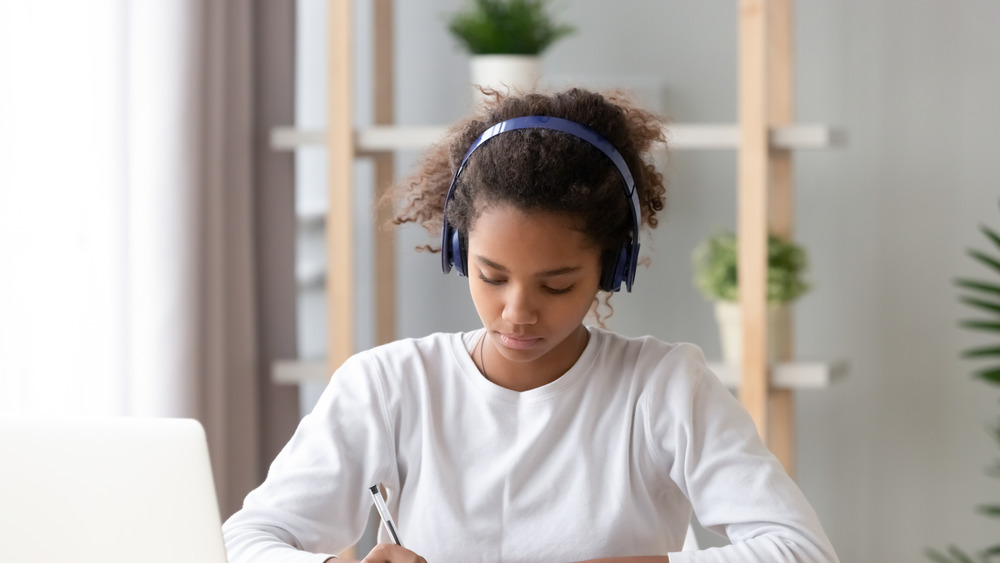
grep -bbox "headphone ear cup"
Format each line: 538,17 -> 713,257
600,246 -> 627,292
441,221 -> 455,274
451,228 -> 467,277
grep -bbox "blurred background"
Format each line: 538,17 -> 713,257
1,1 -> 998,561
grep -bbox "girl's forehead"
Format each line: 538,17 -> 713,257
468,204 -> 600,265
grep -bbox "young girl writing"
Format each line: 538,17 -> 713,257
222,88 -> 838,563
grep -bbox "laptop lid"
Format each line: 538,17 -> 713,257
0,417 -> 228,563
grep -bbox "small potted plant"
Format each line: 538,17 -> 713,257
692,231 -> 811,364
446,0 -> 574,99
925,201 -> 1000,562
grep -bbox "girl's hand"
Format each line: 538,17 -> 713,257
571,558 -> 670,563
359,543 -> 428,563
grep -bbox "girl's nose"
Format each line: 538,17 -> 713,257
501,285 -> 538,325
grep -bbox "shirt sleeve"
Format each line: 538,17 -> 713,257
222,352 -> 396,563
643,343 -> 839,563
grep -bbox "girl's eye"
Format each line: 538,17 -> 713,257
478,273 -> 572,295
478,274 -> 504,286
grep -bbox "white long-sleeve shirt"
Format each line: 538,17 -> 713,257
223,327 -> 838,562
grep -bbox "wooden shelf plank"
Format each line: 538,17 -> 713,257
296,261 -> 325,289
708,360 -> 848,390
270,124 -> 842,152
272,360 -> 328,384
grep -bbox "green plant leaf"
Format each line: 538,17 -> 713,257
691,230 -> 809,303
973,366 -> 1000,385
959,319 -> 1000,332
968,248 -> 1000,276
924,548 -> 955,563
980,543 -> 1000,559
977,503 -> 1000,517
963,346 -> 1000,358
925,546 -> 979,563
959,296 -> 1000,316
982,224 -> 1000,253
446,0 -> 574,54
956,278 -> 1000,298
947,546 -> 976,563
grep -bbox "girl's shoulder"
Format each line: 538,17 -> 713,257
589,327 -> 716,395
345,330 -> 476,387
590,327 -> 710,372
318,332 -> 472,409
591,329 -> 738,437
358,331 -> 472,365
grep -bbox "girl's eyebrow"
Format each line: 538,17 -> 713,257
474,255 -> 582,278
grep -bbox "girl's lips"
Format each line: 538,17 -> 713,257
497,332 -> 542,350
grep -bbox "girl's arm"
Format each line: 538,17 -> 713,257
643,344 -> 839,562
224,353 -> 396,563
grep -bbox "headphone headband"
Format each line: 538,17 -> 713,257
441,116 -> 641,292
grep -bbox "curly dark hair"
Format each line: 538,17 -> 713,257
388,87 -> 667,281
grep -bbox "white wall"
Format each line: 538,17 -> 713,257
302,1 -> 1000,559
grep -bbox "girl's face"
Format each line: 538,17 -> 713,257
466,203 -> 602,391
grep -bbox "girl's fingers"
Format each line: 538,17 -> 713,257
361,542 -> 427,563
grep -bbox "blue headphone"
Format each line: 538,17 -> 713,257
440,115 -> 641,292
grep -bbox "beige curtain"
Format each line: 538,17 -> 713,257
127,0 -> 261,517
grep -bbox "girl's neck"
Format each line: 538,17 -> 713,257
475,325 -> 590,392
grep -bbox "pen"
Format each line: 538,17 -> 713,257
368,484 -> 403,547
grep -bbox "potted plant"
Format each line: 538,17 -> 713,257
692,231 -> 811,365
446,0 -> 574,99
925,202 -> 1000,563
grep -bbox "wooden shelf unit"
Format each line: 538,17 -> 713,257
282,0 -> 841,478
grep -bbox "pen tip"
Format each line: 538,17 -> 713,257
369,484 -> 379,494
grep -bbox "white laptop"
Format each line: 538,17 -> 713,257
0,417 -> 228,563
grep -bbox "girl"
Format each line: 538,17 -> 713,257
222,88 -> 839,563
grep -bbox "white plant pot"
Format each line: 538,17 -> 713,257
714,301 -> 791,365
469,55 -> 541,101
